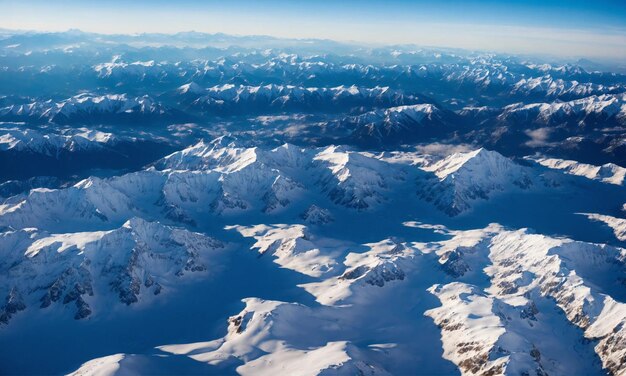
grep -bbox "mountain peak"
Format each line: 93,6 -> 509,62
177,81 -> 205,95
420,148 -> 533,215
426,148 -> 510,180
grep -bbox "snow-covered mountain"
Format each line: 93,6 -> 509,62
2,30 -> 626,376
529,157 -> 625,185
337,104 -> 457,147
0,218 -> 223,325
61,224 -> 626,376
509,75 -> 623,100
1,140 -> 620,235
0,127 -> 118,155
498,94 -> 626,127
93,58 -> 168,80
179,83 -> 423,114
3,146 -> 625,376
0,141 -> 407,233
419,148 -> 534,215
313,145 -> 406,209
0,94 -> 178,125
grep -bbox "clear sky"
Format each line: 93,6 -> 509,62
2,0 -> 625,60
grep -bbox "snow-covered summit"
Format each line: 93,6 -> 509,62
314,145 -> 405,209
420,148 -> 533,215
176,81 -> 205,95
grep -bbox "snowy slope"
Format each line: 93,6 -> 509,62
579,213 -> 626,241
0,218 -> 223,325
419,148 -> 534,215
530,157 -> 625,186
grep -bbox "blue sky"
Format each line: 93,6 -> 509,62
2,0 -> 625,59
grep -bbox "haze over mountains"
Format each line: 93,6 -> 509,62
0,30 -> 625,376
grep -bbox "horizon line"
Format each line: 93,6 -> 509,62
2,27 -> 624,65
